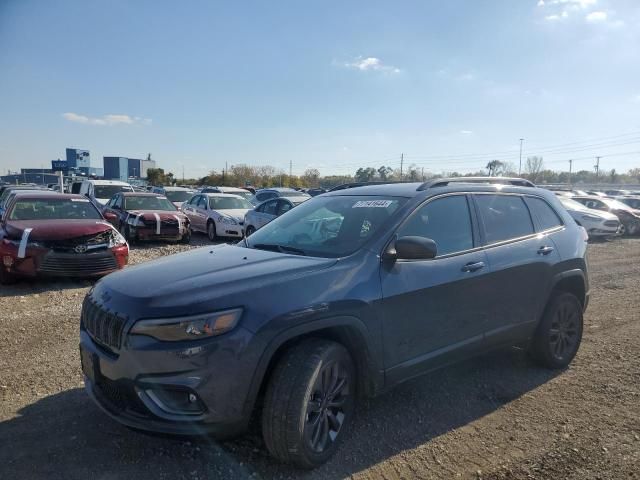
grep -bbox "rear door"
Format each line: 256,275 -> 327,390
380,194 -> 493,383
473,193 -> 562,345
183,195 -> 203,231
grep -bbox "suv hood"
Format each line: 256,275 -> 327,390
94,244 -> 338,313
5,219 -> 113,241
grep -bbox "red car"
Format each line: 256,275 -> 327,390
0,193 -> 128,284
102,192 -> 191,244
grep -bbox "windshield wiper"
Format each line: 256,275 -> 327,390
251,243 -> 306,256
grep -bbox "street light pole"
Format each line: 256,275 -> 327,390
518,138 -> 524,176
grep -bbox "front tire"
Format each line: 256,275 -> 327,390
207,221 -> 217,242
0,268 -> 17,285
262,339 -> 356,469
530,292 -> 583,369
179,228 -> 191,244
124,225 -> 137,245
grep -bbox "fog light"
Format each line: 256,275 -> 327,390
144,387 -> 205,415
3,256 -> 13,267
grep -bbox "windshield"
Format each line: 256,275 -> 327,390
209,196 -> 253,210
9,198 -> 101,220
124,196 -> 177,211
247,195 -> 407,258
95,185 -> 133,198
164,190 -> 195,203
619,197 -> 640,209
559,197 -> 590,211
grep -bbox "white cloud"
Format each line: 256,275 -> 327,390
343,56 -> 401,73
456,72 -> 476,81
460,130 -> 473,135
632,94 -> 640,103
537,0 -> 545,6
585,10 -> 607,21
62,112 -> 152,126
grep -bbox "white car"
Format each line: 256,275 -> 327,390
79,179 -> 134,207
182,193 -> 253,241
199,186 -> 255,203
151,186 -> 196,210
244,196 -> 309,236
558,196 -> 620,238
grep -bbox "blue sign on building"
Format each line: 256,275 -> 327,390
51,160 -> 68,172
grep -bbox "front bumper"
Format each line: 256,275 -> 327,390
216,223 -> 244,238
79,324 -> 264,438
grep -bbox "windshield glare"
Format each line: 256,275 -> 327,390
603,198 -> 632,210
210,196 -> 253,210
9,199 -> 101,220
164,190 -> 195,202
560,197 -> 590,210
95,185 -> 133,198
125,196 -> 176,211
247,195 -> 407,258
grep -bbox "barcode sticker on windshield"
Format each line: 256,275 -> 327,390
71,198 -> 90,202
352,200 -> 393,208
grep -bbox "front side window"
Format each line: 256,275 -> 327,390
197,196 -> 208,209
475,194 -> 534,244
277,200 -> 293,215
525,197 -> 562,231
247,195 -> 407,258
397,195 -> 474,256
263,199 -> 279,215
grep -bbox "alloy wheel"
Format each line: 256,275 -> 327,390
548,303 -> 579,361
304,361 -> 350,453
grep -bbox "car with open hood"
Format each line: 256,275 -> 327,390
80,177 -> 589,468
79,179 -> 134,207
0,193 -> 128,283
102,192 -> 191,244
182,193 -> 253,241
571,195 -> 640,236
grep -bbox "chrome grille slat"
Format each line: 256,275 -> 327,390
82,298 -> 126,351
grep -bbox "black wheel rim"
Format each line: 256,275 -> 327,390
549,303 -> 579,361
305,361 -> 350,454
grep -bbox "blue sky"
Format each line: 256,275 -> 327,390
1,0 -> 639,178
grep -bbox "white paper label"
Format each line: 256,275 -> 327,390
352,200 -> 393,208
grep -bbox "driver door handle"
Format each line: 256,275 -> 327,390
461,261 -> 485,273
537,246 -> 554,255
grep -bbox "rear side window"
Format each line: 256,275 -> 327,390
263,199 -> 278,215
398,195 -> 474,256
525,197 -> 562,231
475,194 -> 534,244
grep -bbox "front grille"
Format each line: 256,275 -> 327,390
39,252 -> 117,277
43,230 -> 114,252
604,220 -> 619,227
95,377 -> 148,416
82,298 -> 127,350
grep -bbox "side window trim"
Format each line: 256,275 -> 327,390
523,195 -> 565,233
470,192 -> 538,248
388,192 -> 481,261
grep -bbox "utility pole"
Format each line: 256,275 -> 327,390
594,156 -> 600,183
568,159 -> 573,186
182,164 -> 185,184
421,167 -> 425,182
518,138 -> 524,176
289,159 -> 292,187
400,153 -> 404,181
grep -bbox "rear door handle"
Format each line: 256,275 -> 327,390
537,246 -> 554,255
461,261 -> 485,272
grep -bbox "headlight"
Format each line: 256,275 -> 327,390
218,216 -> 237,225
129,308 -> 243,341
108,229 -> 127,247
580,214 -> 601,221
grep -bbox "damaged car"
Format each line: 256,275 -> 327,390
571,195 -> 640,236
0,193 -> 128,284
103,193 -> 191,244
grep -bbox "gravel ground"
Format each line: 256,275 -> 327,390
1,235 -> 639,479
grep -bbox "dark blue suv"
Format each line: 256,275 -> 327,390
79,178 -> 589,468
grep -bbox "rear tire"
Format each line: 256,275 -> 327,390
124,225 -> 137,245
530,292 -> 583,369
262,339 -> 356,469
245,225 -> 256,237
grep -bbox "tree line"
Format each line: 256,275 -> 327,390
151,158 -> 640,189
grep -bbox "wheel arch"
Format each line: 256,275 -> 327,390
549,269 -> 587,309
243,316 -> 383,418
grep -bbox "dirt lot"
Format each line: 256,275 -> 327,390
1,235 -> 639,479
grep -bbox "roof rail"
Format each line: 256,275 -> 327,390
417,176 -> 536,191
328,181 -> 398,192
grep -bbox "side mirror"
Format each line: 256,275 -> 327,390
103,212 -> 118,222
386,236 -> 438,261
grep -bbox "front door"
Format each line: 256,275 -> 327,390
380,194 -> 493,385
